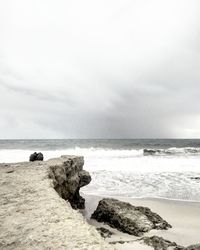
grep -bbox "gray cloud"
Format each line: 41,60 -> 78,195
0,0 -> 200,138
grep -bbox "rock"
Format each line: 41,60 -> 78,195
6,170 -> 14,173
139,236 -> 200,250
0,156 -> 112,250
36,152 -> 44,161
29,152 -> 38,161
140,236 -> 178,250
143,149 -> 174,156
110,240 -> 130,244
97,227 -> 113,238
29,152 -> 43,161
49,155 -> 91,209
143,149 -> 160,156
79,170 -> 91,187
184,244 -> 200,250
91,198 -> 171,236
190,177 -> 200,180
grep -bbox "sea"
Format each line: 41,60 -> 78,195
0,139 -> 200,202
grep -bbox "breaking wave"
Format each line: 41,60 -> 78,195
1,145 -> 200,201
143,147 -> 200,156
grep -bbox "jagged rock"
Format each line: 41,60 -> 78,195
184,244 -> 200,250
79,170 -> 91,187
97,227 -> 113,238
0,157 -> 112,250
140,236 -> 200,250
91,198 -> 171,236
29,152 -> 44,161
49,155 -> 91,209
140,236 -> 178,250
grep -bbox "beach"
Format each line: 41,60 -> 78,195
0,156 -> 200,249
0,139 -> 200,249
84,194 -> 200,248
0,158 -> 112,250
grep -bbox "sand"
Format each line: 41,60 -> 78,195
83,194 -> 200,249
0,162 -> 113,250
0,158 -> 199,250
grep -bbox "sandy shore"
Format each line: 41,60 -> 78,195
0,161 -> 112,250
1,157 -> 199,250
83,194 -> 200,249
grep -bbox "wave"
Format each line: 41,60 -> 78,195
0,148 -> 143,163
143,147 -> 200,156
1,147 -> 200,201
1,146 -> 200,163
82,170 -> 200,201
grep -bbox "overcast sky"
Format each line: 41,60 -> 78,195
0,0 -> 200,139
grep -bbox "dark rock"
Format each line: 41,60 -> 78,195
190,177 -> 200,180
29,152 -> 43,161
91,198 -> 171,236
139,236 -> 200,250
49,156 -> 91,210
140,236 -> 178,250
96,227 -> 113,238
185,244 -> 200,250
6,170 -> 14,173
29,152 -> 38,161
110,240 -> 128,244
144,149 -> 158,156
79,170 -> 91,187
143,149 -> 174,156
36,152 -> 44,161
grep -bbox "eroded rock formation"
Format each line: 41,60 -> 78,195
48,155 -> 91,209
140,236 -> 178,250
0,156 -> 112,250
91,198 -> 171,236
139,236 -> 200,250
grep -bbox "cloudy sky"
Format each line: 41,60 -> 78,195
0,0 -> 200,139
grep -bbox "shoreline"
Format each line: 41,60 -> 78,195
1,156 -> 199,250
82,192 -> 200,204
0,158 -> 113,250
83,193 -> 200,248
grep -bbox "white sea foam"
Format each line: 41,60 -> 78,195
1,147 -> 200,201
1,147 -> 200,172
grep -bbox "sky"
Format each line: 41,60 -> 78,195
0,0 -> 200,139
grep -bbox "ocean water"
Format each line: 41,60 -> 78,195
0,139 -> 200,201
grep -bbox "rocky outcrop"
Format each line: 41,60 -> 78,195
184,244 -> 200,250
140,236 -> 178,250
29,152 -> 44,161
139,236 -> 200,250
48,155 -> 91,209
0,157 -> 112,250
91,198 -> 171,236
